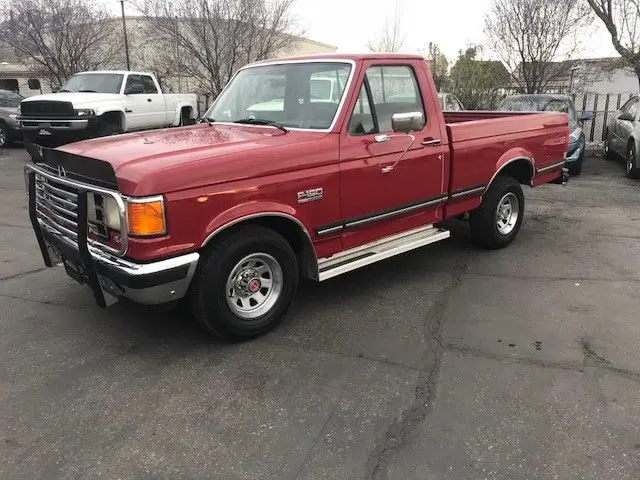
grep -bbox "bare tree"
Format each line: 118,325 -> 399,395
0,0 -> 120,87
136,0 -> 302,97
367,0 -> 405,52
586,0 -> 640,89
423,42 -> 449,91
485,0 -> 593,93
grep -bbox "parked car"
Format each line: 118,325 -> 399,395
23,53 -> 569,340
17,70 -> 198,161
438,92 -> 464,111
604,95 -> 640,178
498,94 -> 594,175
0,88 -> 24,147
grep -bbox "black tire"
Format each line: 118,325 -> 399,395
469,175 -> 525,249
568,161 -> 582,176
97,121 -> 122,137
189,225 -> 299,340
0,122 -> 12,148
626,142 -> 640,179
604,132 -> 615,160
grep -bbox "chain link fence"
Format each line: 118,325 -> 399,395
572,92 -> 637,145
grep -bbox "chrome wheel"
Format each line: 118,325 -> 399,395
225,253 -> 283,319
627,148 -> 634,174
0,126 -> 6,147
495,192 -> 520,235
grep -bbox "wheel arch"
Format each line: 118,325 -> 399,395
201,212 -> 319,280
485,155 -> 535,194
99,110 -> 126,131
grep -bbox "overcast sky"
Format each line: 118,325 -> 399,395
115,0 -> 619,62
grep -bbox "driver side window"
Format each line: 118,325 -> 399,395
125,75 -> 144,94
348,64 -> 426,136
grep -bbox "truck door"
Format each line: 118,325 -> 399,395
337,62 -> 448,250
123,74 -> 166,130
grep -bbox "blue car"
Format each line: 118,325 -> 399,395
498,94 -> 595,175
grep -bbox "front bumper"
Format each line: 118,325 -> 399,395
565,143 -> 583,164
25,169 -> 199,306
18,116 -> 92,132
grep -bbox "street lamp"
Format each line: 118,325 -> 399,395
119,0 -> 131,70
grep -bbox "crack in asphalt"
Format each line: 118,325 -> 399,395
444,343 -> 640,383
365,253 -> 471,480
463,271 -> 640,283
0,292 -> 92,309
0,222 -> 31,230
0,267 -> 49,282
264,337 -> 422,372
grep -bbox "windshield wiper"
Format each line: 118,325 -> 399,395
58,89 -> 71,92
78,89 -> 97,93
234,118 -> 288,133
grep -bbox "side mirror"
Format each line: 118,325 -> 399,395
125,84 -> 144,95
391,111 -> 425,133
619,112 -> 636,122
28,79 -> 41,90
578,111 -> 595,122
51,86 -> 59,93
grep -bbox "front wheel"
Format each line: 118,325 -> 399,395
604,132 -> 615,160
470,175 -> 525,249
0,122 -> 11,148
189,225 -> 299,340
626,143 -> 640,179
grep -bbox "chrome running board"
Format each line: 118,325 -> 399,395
317,225 -> 450,281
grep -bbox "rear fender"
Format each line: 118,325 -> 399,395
172,102 -> 195,126
488,149 -> 535,190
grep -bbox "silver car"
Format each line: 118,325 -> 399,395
0,89 -> 23,148
604,95 -> 640,179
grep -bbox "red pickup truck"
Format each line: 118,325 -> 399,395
24,53 -> 570,339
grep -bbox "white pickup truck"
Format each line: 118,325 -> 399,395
17,70 -> 198,160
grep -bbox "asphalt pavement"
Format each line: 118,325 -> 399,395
1,146 -> 639,479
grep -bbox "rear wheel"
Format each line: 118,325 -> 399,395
626,142 -> 640,179
470,175 -> 525,249
189,225 -> 299,340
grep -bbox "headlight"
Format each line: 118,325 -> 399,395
88,193 -> 121,231
569,130 -> 580,144
75,108 -> 95,116
8,114 -> 17,121
127,196 -> 166,237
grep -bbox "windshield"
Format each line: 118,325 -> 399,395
206,62 -> 352,130
500,96 -> 576,124
59,73 -> 124,94
0,90 -> 23,107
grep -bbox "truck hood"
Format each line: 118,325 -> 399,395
58,123 -> 330,196
22,92 -> 122,107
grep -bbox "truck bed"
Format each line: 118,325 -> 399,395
442,109 -> 569,218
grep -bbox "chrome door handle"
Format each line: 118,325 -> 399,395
422,138 -> 441,146
375,134 -> 391,143
381,165 -> 394,174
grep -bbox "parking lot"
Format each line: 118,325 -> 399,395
1,146 -> 639,479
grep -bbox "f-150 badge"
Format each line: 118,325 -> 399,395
297,188 -> 323,203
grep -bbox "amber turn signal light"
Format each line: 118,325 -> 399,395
127,198 -> 166,237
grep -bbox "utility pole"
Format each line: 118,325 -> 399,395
119,0 -> 131,70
